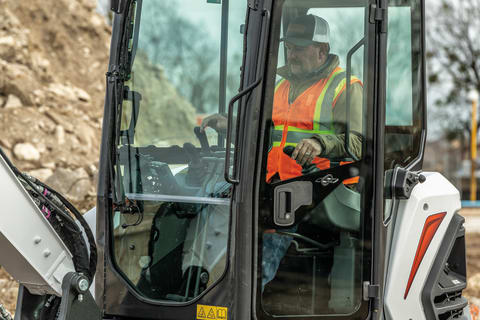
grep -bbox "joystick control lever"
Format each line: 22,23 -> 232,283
283,146 -> 318,175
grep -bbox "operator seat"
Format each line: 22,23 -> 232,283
310,183 -> 361,233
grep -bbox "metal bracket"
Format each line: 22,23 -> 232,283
57,273 -> 101,320
369,4 -> 386,23
394,168 -> 426,199
14,273 -> 101,320
106,65 -> 127,83
248,0 -> 259,10
110,0 -> 127,14
363,281 -> 380,301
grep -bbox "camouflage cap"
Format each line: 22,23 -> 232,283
281,14 -> 330,47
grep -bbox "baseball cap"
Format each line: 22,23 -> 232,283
281,14 -> 330,47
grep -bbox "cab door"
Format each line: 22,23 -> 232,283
250,0 -> 386,318
99,0 -> 252,318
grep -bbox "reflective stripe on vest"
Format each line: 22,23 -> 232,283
275,78 -> 286,91
271,69 -> 351,147
312,69 -> 345,131
332,76 -> 362,108
271,126 -> 332,147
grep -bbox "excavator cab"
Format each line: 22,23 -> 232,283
95,0 -> 468,319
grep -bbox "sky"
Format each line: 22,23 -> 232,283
96,0 -> 110,16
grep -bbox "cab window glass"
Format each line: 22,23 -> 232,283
383,0 -> 424,219
111,0 -> 246,303
257,0 -> 371,318
384,0 -> 424,170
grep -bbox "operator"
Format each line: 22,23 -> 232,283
201,14 -> 362,181
201,14 -> 363,288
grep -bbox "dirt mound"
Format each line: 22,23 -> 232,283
124,51 -> 197,147
0,267 -> 18,314
0,0 -> 111,313
0,0 -> 111,213
0,0 -> 200,314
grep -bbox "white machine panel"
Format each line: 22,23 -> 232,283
384,172 -> 461,319
0,156 -> 75,296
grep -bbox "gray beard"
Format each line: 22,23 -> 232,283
287,55 -> 334,80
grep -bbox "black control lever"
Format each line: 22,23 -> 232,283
194,126 -> 211,154
183,143 -> 200,164
183,142 -> 208,187
283,146 -> 295,157
283,146 -> 318,175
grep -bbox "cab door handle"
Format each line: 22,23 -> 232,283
273,181 -> 312,226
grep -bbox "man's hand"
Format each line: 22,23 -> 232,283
291,138 -> 322,166
200,114 -> 228,134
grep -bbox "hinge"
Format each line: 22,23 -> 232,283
369,4 -> 386,23
106,64 -> 127,82
363,281 -> 380,301
248,0 -> 259,10
369,4 -> 387,33
110,0 -> 127,14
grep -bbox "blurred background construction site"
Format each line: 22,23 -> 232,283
1,0 -> 480,316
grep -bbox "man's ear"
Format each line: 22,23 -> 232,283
318,43 -> 329,62
318,47 -> 326,61
318,49 -> 324,60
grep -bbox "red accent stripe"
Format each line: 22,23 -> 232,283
404,212 -> 447,299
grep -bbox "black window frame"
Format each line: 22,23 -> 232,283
106,0 -> 244,306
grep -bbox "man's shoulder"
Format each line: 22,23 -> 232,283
276,65 -> 290,80
330,68 -> 362,85
275,67 -> 290,90
275,78 -> 287,86
332,67 -> 346,78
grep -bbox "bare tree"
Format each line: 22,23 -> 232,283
427,0 -> 480,152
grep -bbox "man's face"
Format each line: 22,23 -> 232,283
286,42 -> 324,76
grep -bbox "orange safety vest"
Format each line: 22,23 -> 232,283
267,67 -> 361,183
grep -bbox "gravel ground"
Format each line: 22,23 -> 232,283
465,232 -> 480,299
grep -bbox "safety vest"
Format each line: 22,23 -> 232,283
266,67 -> 361,182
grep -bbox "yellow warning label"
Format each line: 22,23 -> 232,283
197,304 -> 228,320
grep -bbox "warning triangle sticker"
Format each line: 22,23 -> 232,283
197,307 -> 206,318
216,308 -> 227,319
207,308 -> 216,319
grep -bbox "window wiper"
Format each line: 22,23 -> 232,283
106,66 -> 143,219
106,0 -> 144,215
106,65 -> 129,212
126,0 -> 142,75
